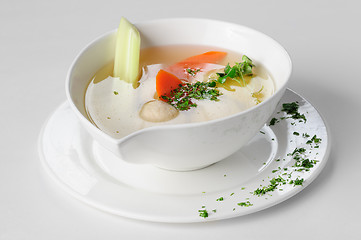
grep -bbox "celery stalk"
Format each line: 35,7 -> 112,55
113,17 -> 140,84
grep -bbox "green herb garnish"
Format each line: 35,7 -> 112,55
238,201 -> 253,207
269,117 -> 279,126
303,133 -> 310,138
186,68 -> 201,76
198,209 -> 209,218
306,135 -> 322,145
282,102 -> 307,122
216,197 -> 224,201
161,81 -> 221,111
292,147 -> 306,156
216,55 -> 254,85
290,178 -> 304,186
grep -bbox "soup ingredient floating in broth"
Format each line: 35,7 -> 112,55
139,100 -> 179,122
113,17 -> 140,84
216,55 -> 254,86
166,51 -> 227,80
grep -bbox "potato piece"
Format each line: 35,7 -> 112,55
139,100 -> 179,122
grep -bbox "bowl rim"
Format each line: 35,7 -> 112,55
65,17 -> 292,144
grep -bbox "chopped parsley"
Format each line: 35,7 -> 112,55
290,178 -> 304,186
238,201 -> 253,207
198,209 -> 208,218
306,135 -> 322,145
269,117 -> 279,126
186,68 -> 201,76
294,158 -> 314,169
281,102 -> 299,114
161,81 -> 221,111
282,102 -> 307,122
253,183 -> 277,196
303,133 -> 310,138
253,176 -> 287,196
113,91 -> 119,95
292,147 -> 306,156
216,197 -> 224,201
269,102 -> 307,127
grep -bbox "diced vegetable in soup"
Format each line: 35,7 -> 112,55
85,45 -> 275,138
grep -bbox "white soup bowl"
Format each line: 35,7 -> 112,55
66,18 -> 292,171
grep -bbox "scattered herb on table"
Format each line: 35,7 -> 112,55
290,178 -> 304,186
282,102 -> 307,122
306,135 -> 322,145
303,133 -> 310,138
237,201 -> 253,207
253,176 -> 286,196
268,102 -> 307,127
269,117 -> 279,126
198,209 -> 208,218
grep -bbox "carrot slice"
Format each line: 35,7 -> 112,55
156,69 -> 183,98
176,51 -> 227,65
167,51 -> 227,80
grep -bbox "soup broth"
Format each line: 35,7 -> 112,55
85,45 -> 275,138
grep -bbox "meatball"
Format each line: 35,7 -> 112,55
139,100 -> 179,122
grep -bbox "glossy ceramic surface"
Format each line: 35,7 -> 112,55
39,89 -> 329,222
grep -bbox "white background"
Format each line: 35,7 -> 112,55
1,0 -> 360,239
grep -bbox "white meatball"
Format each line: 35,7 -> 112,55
139,100 -> 179,122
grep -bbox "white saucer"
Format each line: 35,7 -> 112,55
38,89 -> 330,223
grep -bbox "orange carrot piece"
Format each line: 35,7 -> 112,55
176,51 -> 227,65
156,69 -> 183,98
166,51 -> 227,80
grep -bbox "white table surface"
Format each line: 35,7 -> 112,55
1,0 -> 360,239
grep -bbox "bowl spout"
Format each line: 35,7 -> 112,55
115,101 -> 277,171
